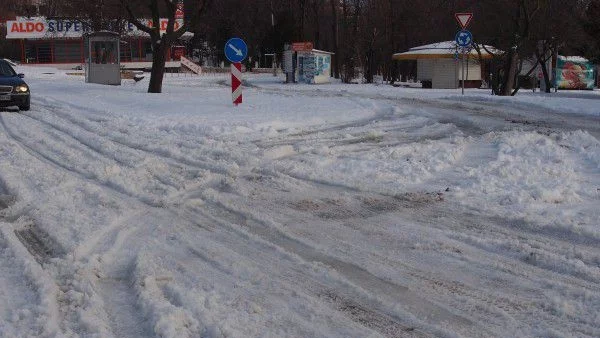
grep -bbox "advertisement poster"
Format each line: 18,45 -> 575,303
555,57 -> 595,90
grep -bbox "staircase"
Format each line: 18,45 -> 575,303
180,56 -> 202,75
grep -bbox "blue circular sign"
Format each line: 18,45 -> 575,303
455,30 -> 473,47
224,38 -> 248,63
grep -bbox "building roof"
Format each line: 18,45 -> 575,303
392,41 -> 500,61
297,49 -> 335,55
558,55 -> 590,63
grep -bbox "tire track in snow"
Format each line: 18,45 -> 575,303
0,115 -> 66,265
3,105 -> 234,337
168,205 -> 432,337
380,205 -> 600,336
33,96 -> 237,176
197,161 -> 600,337
0,112 -> 160,336
20,108 -> 195,193
0,185 -> 61,336
0,178 -> 14,212
250,81 -> 600,138
0,112 -> 169,208
0,224 -> 61,337
181,190 -> 476,337
21,109 -> 141,167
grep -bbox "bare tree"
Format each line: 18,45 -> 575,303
122,0 -> 211,93
329,0 -> 340,78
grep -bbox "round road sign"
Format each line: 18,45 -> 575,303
224,38 -> 248,63
455,30 -> 473,48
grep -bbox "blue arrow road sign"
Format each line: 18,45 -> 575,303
455,30 -> 473,48
224,38 -> 248,63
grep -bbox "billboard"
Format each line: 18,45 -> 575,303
555,57 -> 595,90
176,1 -> 185,20
6,18 -> 183,39
292,42 -> 313,52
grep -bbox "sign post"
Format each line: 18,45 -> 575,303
455,12 -> 473,95
224,37 -> 248,106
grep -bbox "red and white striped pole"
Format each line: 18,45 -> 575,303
231,62 -> 242,106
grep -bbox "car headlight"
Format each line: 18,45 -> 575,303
14,85 -> 29,93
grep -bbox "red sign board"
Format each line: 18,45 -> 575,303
455,13 -> 473,29
292,42 -> 313,52
176,1 -> 184,19
171,46 -> 186,60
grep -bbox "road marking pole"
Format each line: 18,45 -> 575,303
231,62 -> 242,106
224,38 -> 248,106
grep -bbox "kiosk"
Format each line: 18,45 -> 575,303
84,32 -> 121,85
297,49 -> 334,84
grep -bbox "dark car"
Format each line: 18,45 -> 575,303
0,60 -> 30,111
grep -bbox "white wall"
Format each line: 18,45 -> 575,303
432,59 -> 458,89
417,59 -> 434,81
459,59 -> 482,81
417,57 -> 481,88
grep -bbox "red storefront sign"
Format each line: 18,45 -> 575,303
171,46 -> 186,60
5,18 -> 183,39
176,1 -> 185,19
292,42 -> 313,52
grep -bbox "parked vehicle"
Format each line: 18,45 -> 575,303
0,59 -> 30,111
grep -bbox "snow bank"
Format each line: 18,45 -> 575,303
454,130 -> 600,238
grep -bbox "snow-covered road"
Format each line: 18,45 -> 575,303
0,68 -> 599,337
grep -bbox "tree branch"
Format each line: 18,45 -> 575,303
149,0 -> 160,38
121,0 -> 157,38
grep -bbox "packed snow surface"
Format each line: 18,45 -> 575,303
0,66 -> 599,338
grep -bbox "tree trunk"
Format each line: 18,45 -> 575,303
313,0 -> 320,48
299,0 -> 306,40
148,42 -> 168,93
536,52 -> 552,93
533,40 -> 554,93
342,0 -> 361,83
540,60 -> 551,93
364,48 -> 374,83
511,58 -> 524,96
330,0 -> 339,78
500,49 -> 518,96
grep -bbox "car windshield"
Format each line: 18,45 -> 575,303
0,62 -> 17,77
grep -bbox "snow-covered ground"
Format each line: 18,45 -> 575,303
0,66 -> 599,337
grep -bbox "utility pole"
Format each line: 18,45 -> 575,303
462,49 -> 465,95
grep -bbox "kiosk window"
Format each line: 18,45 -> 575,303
92,41 -> 117,64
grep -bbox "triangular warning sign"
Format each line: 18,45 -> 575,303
455,13 -> 473,29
